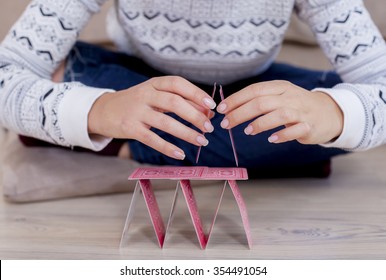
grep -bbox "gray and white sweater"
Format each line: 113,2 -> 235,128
1,0 -> 386,151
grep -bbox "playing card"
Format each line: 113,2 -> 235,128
219,85 -> 239,167
164,182 -> 180,245
205,181 -> 227,246
119,181 -> 142,248
139,179 -> 166,247
129,166 -> 205,180
200,167 -> 248,180
195,83 -> 217,164
179,180 -> 208,249
227,180 -> 253,249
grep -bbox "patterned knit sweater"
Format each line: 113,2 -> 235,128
1,0 -> 386,152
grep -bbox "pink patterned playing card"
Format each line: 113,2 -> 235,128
129,166 -> 205,180
179,180 -> 208,249
200,167 -> 248,180
195,83 -> 217,165
219,85 -> 239,167
227,180 -> 253,248
139,179 -> 165,247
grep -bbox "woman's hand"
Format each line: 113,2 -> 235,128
216,80 -> 343,145
88,76 -> 216,160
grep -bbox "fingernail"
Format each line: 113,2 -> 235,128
220,118 -> 229,129
209,111 -> 216,119
244,125 -> 253,135
196,135 -> 209,146
203,98 -> 216,109
173,150 -> 186,160
204,121 -> 214,132
217,103 -> 227,113
268,134 -> 279,143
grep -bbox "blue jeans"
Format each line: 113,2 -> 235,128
64,41 -> 347,177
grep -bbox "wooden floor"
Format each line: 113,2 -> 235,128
1,146 -> 386,259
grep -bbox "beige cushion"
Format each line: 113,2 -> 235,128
0,130 -> 144,202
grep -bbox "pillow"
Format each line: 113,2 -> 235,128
1,130 -> 143,202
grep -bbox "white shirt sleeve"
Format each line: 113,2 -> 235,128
313,87 -> 365,149
59,86 -> 114,151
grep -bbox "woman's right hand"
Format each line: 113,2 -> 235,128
88,76 -> 216,160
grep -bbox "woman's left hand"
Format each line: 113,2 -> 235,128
216,80 -> 343,144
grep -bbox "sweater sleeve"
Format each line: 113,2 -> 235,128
0,0 -> 113,151
295,0 -> 386,151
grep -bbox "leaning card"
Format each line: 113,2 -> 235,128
219,85 -> 239,167
179,179 -> 208,249
227,180 -> 253,249
139,179 -> 166,247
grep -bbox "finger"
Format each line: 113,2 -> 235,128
135,125 -> 186,160
182,101 -> 215,119
151,91 -> 214,133
267,122 -> 311,144
146,111 -> 210,147
188,100 -> 215,118
244,107 -> 300,135
220,95 -> 281,129
217,80 -> 291,114
151,76 -> 216,109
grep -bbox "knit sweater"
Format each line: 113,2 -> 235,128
1,0 -> 386,152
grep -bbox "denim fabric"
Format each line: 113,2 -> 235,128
64,41 -> 347,177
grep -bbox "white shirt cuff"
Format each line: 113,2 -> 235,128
58,85 -> 115,151
313,87 -> 365,149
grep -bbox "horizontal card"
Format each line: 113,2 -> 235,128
200,167 -> 248,180
129,167 -> 205,179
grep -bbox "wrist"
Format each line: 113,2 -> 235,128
314,91 -> 344,142
88,92 -> 111,135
